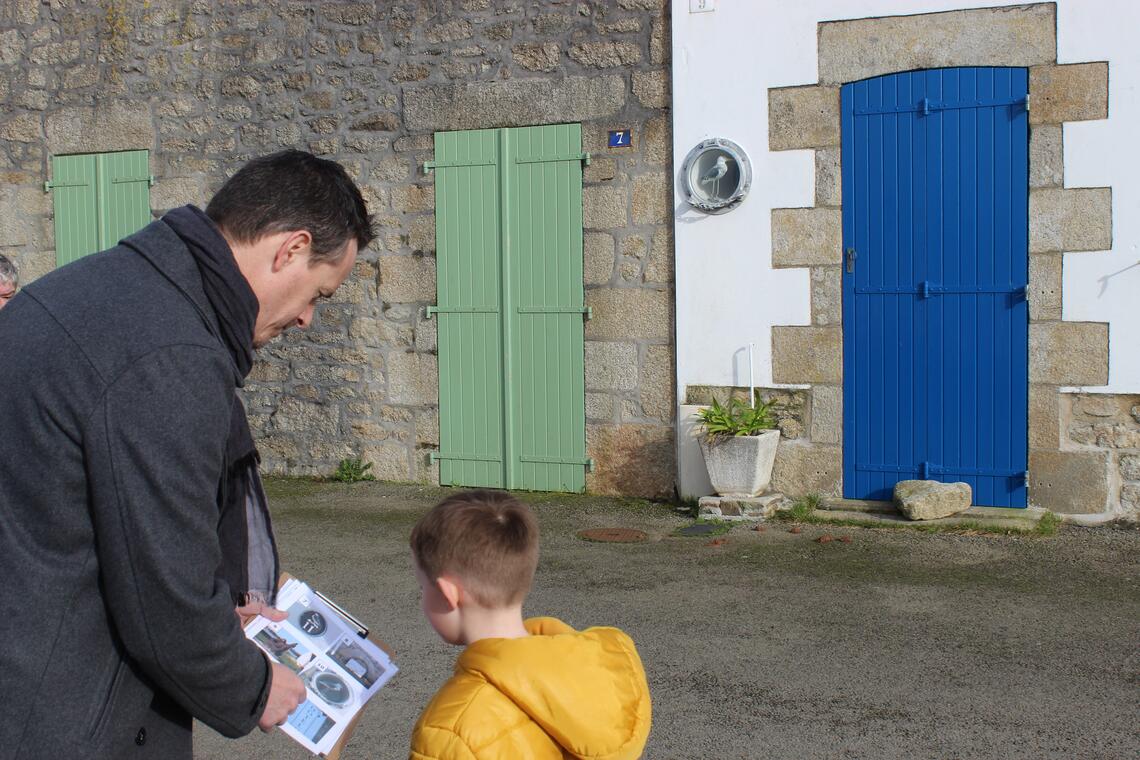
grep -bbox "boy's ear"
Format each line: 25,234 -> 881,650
435,576 -> 461,610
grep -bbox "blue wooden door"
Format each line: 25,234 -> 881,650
841,67 -> 1029,507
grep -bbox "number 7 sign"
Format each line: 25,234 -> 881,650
608,129 -> 632,148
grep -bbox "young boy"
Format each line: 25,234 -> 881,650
408,489 -> 652,760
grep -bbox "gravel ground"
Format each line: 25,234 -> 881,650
196,480 -> 1139,760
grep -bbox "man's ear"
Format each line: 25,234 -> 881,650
435,576 -> 462,611
270,230 -> 313,273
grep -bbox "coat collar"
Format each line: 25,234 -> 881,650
118,220 -> 240,382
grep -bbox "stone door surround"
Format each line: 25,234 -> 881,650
765,3 -> 1113,514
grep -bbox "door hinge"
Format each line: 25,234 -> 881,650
845,247 -> 857,273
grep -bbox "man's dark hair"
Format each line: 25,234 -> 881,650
206,149 -> 375,263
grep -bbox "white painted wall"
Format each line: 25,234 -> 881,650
672,0 -> 1140,395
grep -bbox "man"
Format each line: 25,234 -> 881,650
0,254 -> 17,308
0,150 -> 374,758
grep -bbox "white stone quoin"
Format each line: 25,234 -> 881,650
699,430 -> 780,498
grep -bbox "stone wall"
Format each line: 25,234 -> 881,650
763,3 -> 1122,515
1050,394 -> 1140,517
0,0 -> 676,497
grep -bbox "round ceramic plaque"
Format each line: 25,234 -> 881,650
680,138 -> 752,214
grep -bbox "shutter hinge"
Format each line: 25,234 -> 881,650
423,159 -> 496,174
514,152 -> 591,166
43,179 -> 90,192
519,455 -> 595,468
845,247 -> 857,273
110,175 -> 155,186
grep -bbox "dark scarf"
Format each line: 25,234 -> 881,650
162,205 -> 257,378
163,205 -> 279,606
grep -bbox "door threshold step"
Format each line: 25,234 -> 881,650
815,498 -> 1046,529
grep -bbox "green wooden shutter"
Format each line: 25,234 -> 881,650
507,124 -> 588,492
49,154 -> 98,267
433,129 -> 506,488
431,124 -> 588,492
50,150 -> 151,267
99,150 -> 153,249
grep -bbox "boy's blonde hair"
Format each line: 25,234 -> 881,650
410,489 -> 539,608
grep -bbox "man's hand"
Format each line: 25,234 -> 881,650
236,598 -> 289,626
258,662 -> 306,732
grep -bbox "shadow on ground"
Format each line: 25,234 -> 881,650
196,480 -> 1140,760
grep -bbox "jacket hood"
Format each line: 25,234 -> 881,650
455,617 -> 651,760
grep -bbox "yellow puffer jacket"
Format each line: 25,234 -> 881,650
409,617 -> 651,760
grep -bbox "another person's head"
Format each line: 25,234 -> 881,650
409,490 -> 540,645
206,150 -> 375,346
0,255 -> 17,309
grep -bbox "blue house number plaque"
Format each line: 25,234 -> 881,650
608,129 -> 632,148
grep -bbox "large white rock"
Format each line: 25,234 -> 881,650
894,480 -> 973,520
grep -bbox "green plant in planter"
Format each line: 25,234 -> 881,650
695,396 -> 778,438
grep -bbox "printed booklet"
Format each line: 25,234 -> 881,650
244,578 -> 398,756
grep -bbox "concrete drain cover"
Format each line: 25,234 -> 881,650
675,523 -> 722,537
577,528 -> 648,543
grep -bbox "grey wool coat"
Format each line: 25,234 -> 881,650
0,221 -> 272,759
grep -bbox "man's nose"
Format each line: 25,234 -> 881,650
297,303 -> 316,329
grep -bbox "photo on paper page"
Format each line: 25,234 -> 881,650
284,699 -> 339,754
252,625 -> 318,674
328,634 -> 392,690
300,659 -> 362,715
286,590 -> 354,653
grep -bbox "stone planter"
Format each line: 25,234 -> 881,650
698,430 -> 780,497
